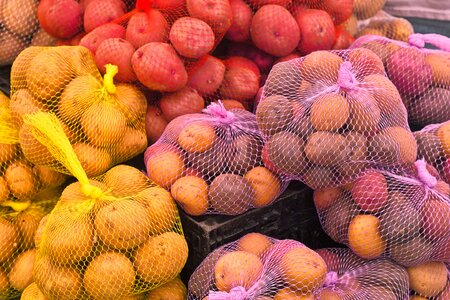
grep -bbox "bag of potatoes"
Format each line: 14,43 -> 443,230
22,112 -> 188,300
316,248 -> 409,299
0,187 -> 60,299
0,95 -> 67,208
356,10 -> 414,42
188,233 -> 328,300
406,261 -> 449,299
144,101 -> 290,216
256,48 -> 415,190
351,33 -> 450,129
415,121 -> 450,186
314,160 -> 450,267
10,46 -> 148,178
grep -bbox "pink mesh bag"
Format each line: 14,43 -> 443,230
351,33 -> 450,129
187,234 -> 329,300
256,48 -> 415,190
415,121 -> 450,185
144,101 -> 289,216
316,248 -> 409,299
407,261 -> 450,299
314,160 -> 450,267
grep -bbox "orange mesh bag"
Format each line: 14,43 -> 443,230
20,111 -> 188,299
10,45 -> 148,178
351,33 -> 450,129
0,187 -> 61,299
144,101 -> 290,216
316,248 -> 409,299
406,261 -> 450,299
315,160 -> 450,267
356,11 -> 414,42
188,234 -> 328,299
256,48 -> 415,190
0,0 -> 57,66
415,121 -> 450,185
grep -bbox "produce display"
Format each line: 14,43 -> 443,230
351,33 -> 450,129
315,161 -> 450,266
10,46 -> 148,178
144,102 -> 288,216
407,261 -> 450,299
256,48 -> 415,189
356,11 -> 414,42
0,0 -> 56,66
0,188 -> 60,300
415,121 -> 450,185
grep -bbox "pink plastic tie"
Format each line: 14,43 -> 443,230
208,286 -> 248,300
202,100 -> 236,124
408,33 -> 450,52
337,61 -> 358,91
415,159 -> 438,188
324,271 -> 339,287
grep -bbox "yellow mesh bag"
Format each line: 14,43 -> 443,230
10,45 -> 148,178
0,187 -> 61,299
24,112 -> 188,299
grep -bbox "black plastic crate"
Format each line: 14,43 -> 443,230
0,65 -> 11,96
180,182 -> 339,282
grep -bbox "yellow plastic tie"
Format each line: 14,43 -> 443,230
81,184 -> 104,200
1,200 -> 31,212
103,64 -> 118,94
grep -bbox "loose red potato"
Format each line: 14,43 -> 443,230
146,105 -> 168,143
321,0 -> 353,25
125,10 -> 169,49
226,42 -> 274,74
37,0 -> 56,33
219,63 -> 260,101
224,56 -> 260,78
226,0 -> 253,42
79,23 -> 125,54
83,0 -> 126,33
131,42 -> 188,92
95,38 -> 136,82
187,55 -> 226,96
186,0 -> 233,36
159,87 -> 205,122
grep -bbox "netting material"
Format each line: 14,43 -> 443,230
315,161 -> 450,267
356,11 -> 414,42
351,33 -> 450,129
0,187 -> 60,299
10,46 -> 148,177
353,0 -> 386,20
256,48 -> 415,190
144,102 -> 289,216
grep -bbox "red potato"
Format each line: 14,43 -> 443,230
186,0 -> 233,36
131,42 -> 188,92
250,5 -> 300,57
95,38 -> 136,82
125,10 -> 169,49
333,28 -> 354,50
44,0 -> 83,39
80,23 -> 126,54
187,55 -> 226,96
151,0 -> 186,9
226,42 -> 274,74
274,52 -> 301,64
247,0 -> 292,8
295,8 -> 335,55
219,63 -> 260,101
443,158 -> 450,184
226,0 -> 253,42
68,32 -> 85,45
146,105 -> 168,143
351,172 -> 388,213
83,0 -> 126,33
37,0 -> 56,33
80,0 -> 95,12
159,87 -> 205,122
224,56 -> 260,78
321,0 -> 353,25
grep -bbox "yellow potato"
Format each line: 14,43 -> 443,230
170,176 -> 209,216
4,162 -> 39,199
115,83 -> 147,126
0,269 -> 9,299
244,166 -> 281,208
8,249 -> 36,291
348,215 -> 386,259
0,176 -> 10,202
114,127 -> 148,163
407,261 -> 447,297
146,149 -> 185,189
72,143 -> 112,178
177,122 -> 216,153
103,164 -> 150,197
237,233 -> 272,258
34,165 -> 67,188
0,143 -> 17,164
146,278 -> 187,300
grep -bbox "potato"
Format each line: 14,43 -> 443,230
347,89 -> 381,133
237,233 -> 272,258
170,17 -> 215,59
0,143 -> 17,165
0,269 -> 8,298
34,214 -> 49,249
274,288 -> 313,299
115,83 -> 147,125
146,278 -> 187,300
115,127 -> 148,162
187,55 -> 226,96
178,122 -> 216,153
2,0 -> 38,37
421,199 -> 450,240
229,134 -> 262,175
186,143 -> 230,176
8,249 -> 36,291
72,143 -> 112,178
300,51 -> 343,83
348,214 -> 386,259
353,0 -> 386,19
426,53 -> 450,86
126,10 -> 169,49
31,28 -> 58,46
59,180 -> 107,209
322,194 -> 359,243
337,132 -> 369,179
133,232 -> 188,284
305,132 -> 350,166
0,176 -> 9,202
244,166 -> 280,208
43,0 -> 83,39
10,46 -> 43,91
408,87 -> 450,126
79,23 -> 126,54
407,262 -> 448,297
214,251 -> 263,292
145,105 -> 168,144
21,282 -> 47,300
145,148 -> 185,189
0,30 -> 26,66
4,162 -> 39,199
351,171 -> 388,213
83,0 -> 125,33
159,87 -> 205,122
84,252 -> 135,300
414,131 -> 445,166
226,0 -> 252,42
0,217 -> 19,263
14,207 -> 46,249
348,48 -> 385,78
103,165 -> 149,197
310,94 -> 349,131
389,236 -> 433,267
132,42 -> 187,92
256,95 -> 293,137
171,176 -> 209,216
313,187 -> 342,211
219,64 -> 260,101
186,0 -> 232,36
95,38 -> 136,82
264,132 -> 306,175
33,165 -> 66,189
209,174 -> 255,215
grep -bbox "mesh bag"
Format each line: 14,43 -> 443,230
414,121 -> 450,185
0,187 -> 61,299
144,101 -> 290,216
256,48 -> 415,190
406,261 -> 450,299
20,112 -> 188,299
188,234 -> 328,299
0,0 -> 57,66
352,0 -> 386,20
355,11 -> 414,42
315,160 -> 450,267
316,248 -> 409,299
350,33 -> 450,129
10,45 -> 148,178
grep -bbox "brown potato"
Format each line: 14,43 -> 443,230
370,127 -> 417,166
310,93 -> 349,131
34,165 -> 67,188
265,131 -> 306,175
8,249 -> 36,291
0,217 -> 19,263
347,89 -> 381,132
300,51 -> 343,83
14,207 -> 46,249
229,134 -> 262,175
10,46 -> 44,91
9,89 -> 44,126
19,123 -> 57,166
255,95 -> 293,137
0,30 -> 26,66
2,0 -> 39,37
305,131 -> 350,166
4,162 -> 39,199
